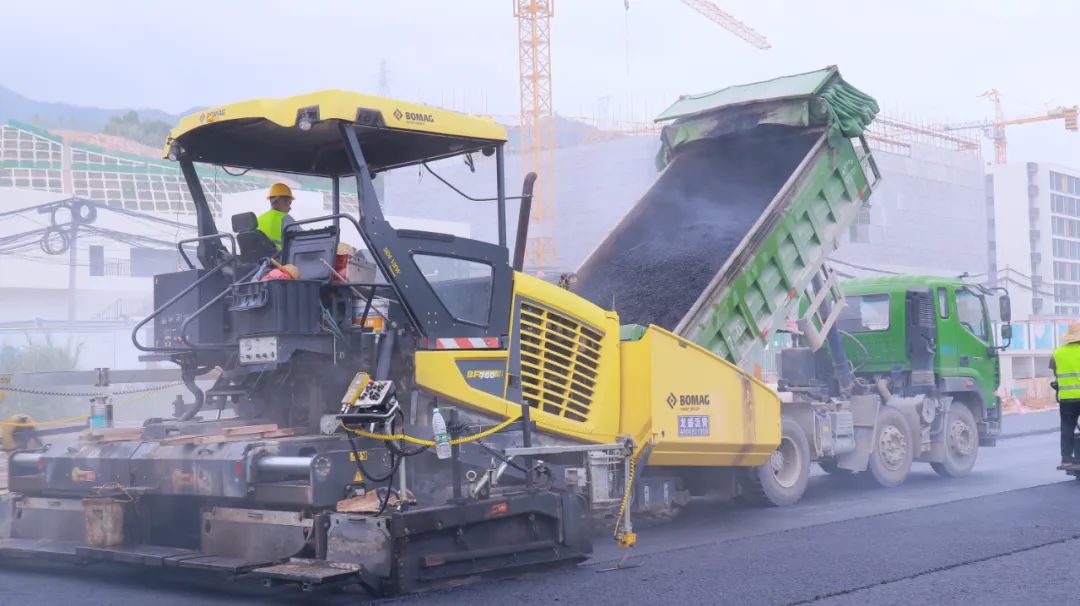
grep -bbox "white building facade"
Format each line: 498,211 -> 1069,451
988,161 -> 1080,320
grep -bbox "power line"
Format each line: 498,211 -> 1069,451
829,258 -> 902,275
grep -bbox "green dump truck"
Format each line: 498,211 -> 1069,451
575,66 -> 1009,506
760,275 -> 1009,502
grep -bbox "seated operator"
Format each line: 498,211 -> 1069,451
257,182 -> 298,251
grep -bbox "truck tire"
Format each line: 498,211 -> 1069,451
868,405 -> 913,488
931,403 -> 979,478
745,418 -> 811,506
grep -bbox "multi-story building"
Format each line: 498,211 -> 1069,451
988,161 -> 1080,320
0,120 -> 277,215
386,115 -> 992,285
0,120 -> 452,369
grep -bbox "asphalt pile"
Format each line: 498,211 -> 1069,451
573,125 -> 819,331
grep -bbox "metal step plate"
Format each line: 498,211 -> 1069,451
76,543 -> 270,573
76,544 -> 200,567
0,538 -> 81,561
254,558 -> 363,586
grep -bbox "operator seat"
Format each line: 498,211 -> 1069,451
231,212 -> 278,263
282,224 -> 340,282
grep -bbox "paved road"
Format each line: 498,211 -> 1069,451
0,414 -> 1067,606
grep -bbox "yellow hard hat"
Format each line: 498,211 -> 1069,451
267,182 -> 294,200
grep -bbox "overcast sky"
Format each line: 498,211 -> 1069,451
3,0 -> 1077,166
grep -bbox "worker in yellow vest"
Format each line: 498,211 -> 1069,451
257,183 -> 297,250
1051,321 -> 1080,468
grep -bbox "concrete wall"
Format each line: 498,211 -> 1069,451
831,142 -> 989,279
989,163 -> 1037,319
386,135 -> 991,288
382,135 -> 661,274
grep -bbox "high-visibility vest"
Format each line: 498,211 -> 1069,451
257,209 -> 287,250
1053,343 -> 1080,400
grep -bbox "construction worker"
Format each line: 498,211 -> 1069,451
1051,321 -> 1080,467
257,182 -> 297,250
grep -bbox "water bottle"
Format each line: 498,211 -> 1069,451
432,408 -> 451,460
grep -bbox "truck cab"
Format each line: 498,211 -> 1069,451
837,276 -> 1007,444
771,273 -> 1011,499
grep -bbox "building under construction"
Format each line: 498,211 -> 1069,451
384,113 -> 992,285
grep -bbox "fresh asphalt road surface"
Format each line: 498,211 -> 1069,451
0,411 -> 1068,606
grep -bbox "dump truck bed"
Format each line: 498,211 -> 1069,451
574,125 -> 821,332
574,67 -> 879,365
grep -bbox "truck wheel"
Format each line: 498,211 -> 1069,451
931,404 -> 978,478
868,405 -> 913,488
745,418 -> 810,506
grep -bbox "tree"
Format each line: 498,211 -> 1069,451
103,111 -> 172,147
0,336 -> 84,421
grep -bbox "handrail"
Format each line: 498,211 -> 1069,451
177,232 -> 237,269
178,264 -> 263,350
131,259 -> 232,352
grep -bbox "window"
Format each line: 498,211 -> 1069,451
1052,171 -> 1066,193
1057,283 -> 1080,302
1054,261 -> 1080,282
937,288 -> 949,318
837,294 -> 890,333
412,254 -> 494,326
955,289 -> 988,341
847,207 -> 872,243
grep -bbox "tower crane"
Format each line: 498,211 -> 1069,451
941,89 -> 1078,164
513,0 -> 769,274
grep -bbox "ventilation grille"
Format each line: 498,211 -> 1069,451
518,301 -> 602,423
918,294 -> 934,329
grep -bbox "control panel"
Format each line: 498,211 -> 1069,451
339,371 -> 396,416
239,336 -> 279,364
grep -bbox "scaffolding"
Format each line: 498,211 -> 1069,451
864,114 -> 982,157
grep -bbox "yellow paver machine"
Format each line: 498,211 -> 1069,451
0,67 -> 880,596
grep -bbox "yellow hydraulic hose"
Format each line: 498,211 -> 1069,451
340,414 -> 521,447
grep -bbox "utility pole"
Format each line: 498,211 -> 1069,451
67,221 -> 78,321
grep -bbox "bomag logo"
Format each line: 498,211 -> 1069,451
668,392 -> 710,408
466,369 -> 503,380
199,108 -> 226,124
394,108 -> 435,123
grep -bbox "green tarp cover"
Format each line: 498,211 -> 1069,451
654,66 -> 878,169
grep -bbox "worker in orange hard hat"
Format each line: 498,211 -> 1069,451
257,183 -> 297,250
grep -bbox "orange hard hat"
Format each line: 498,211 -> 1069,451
261,264 -> 301,281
